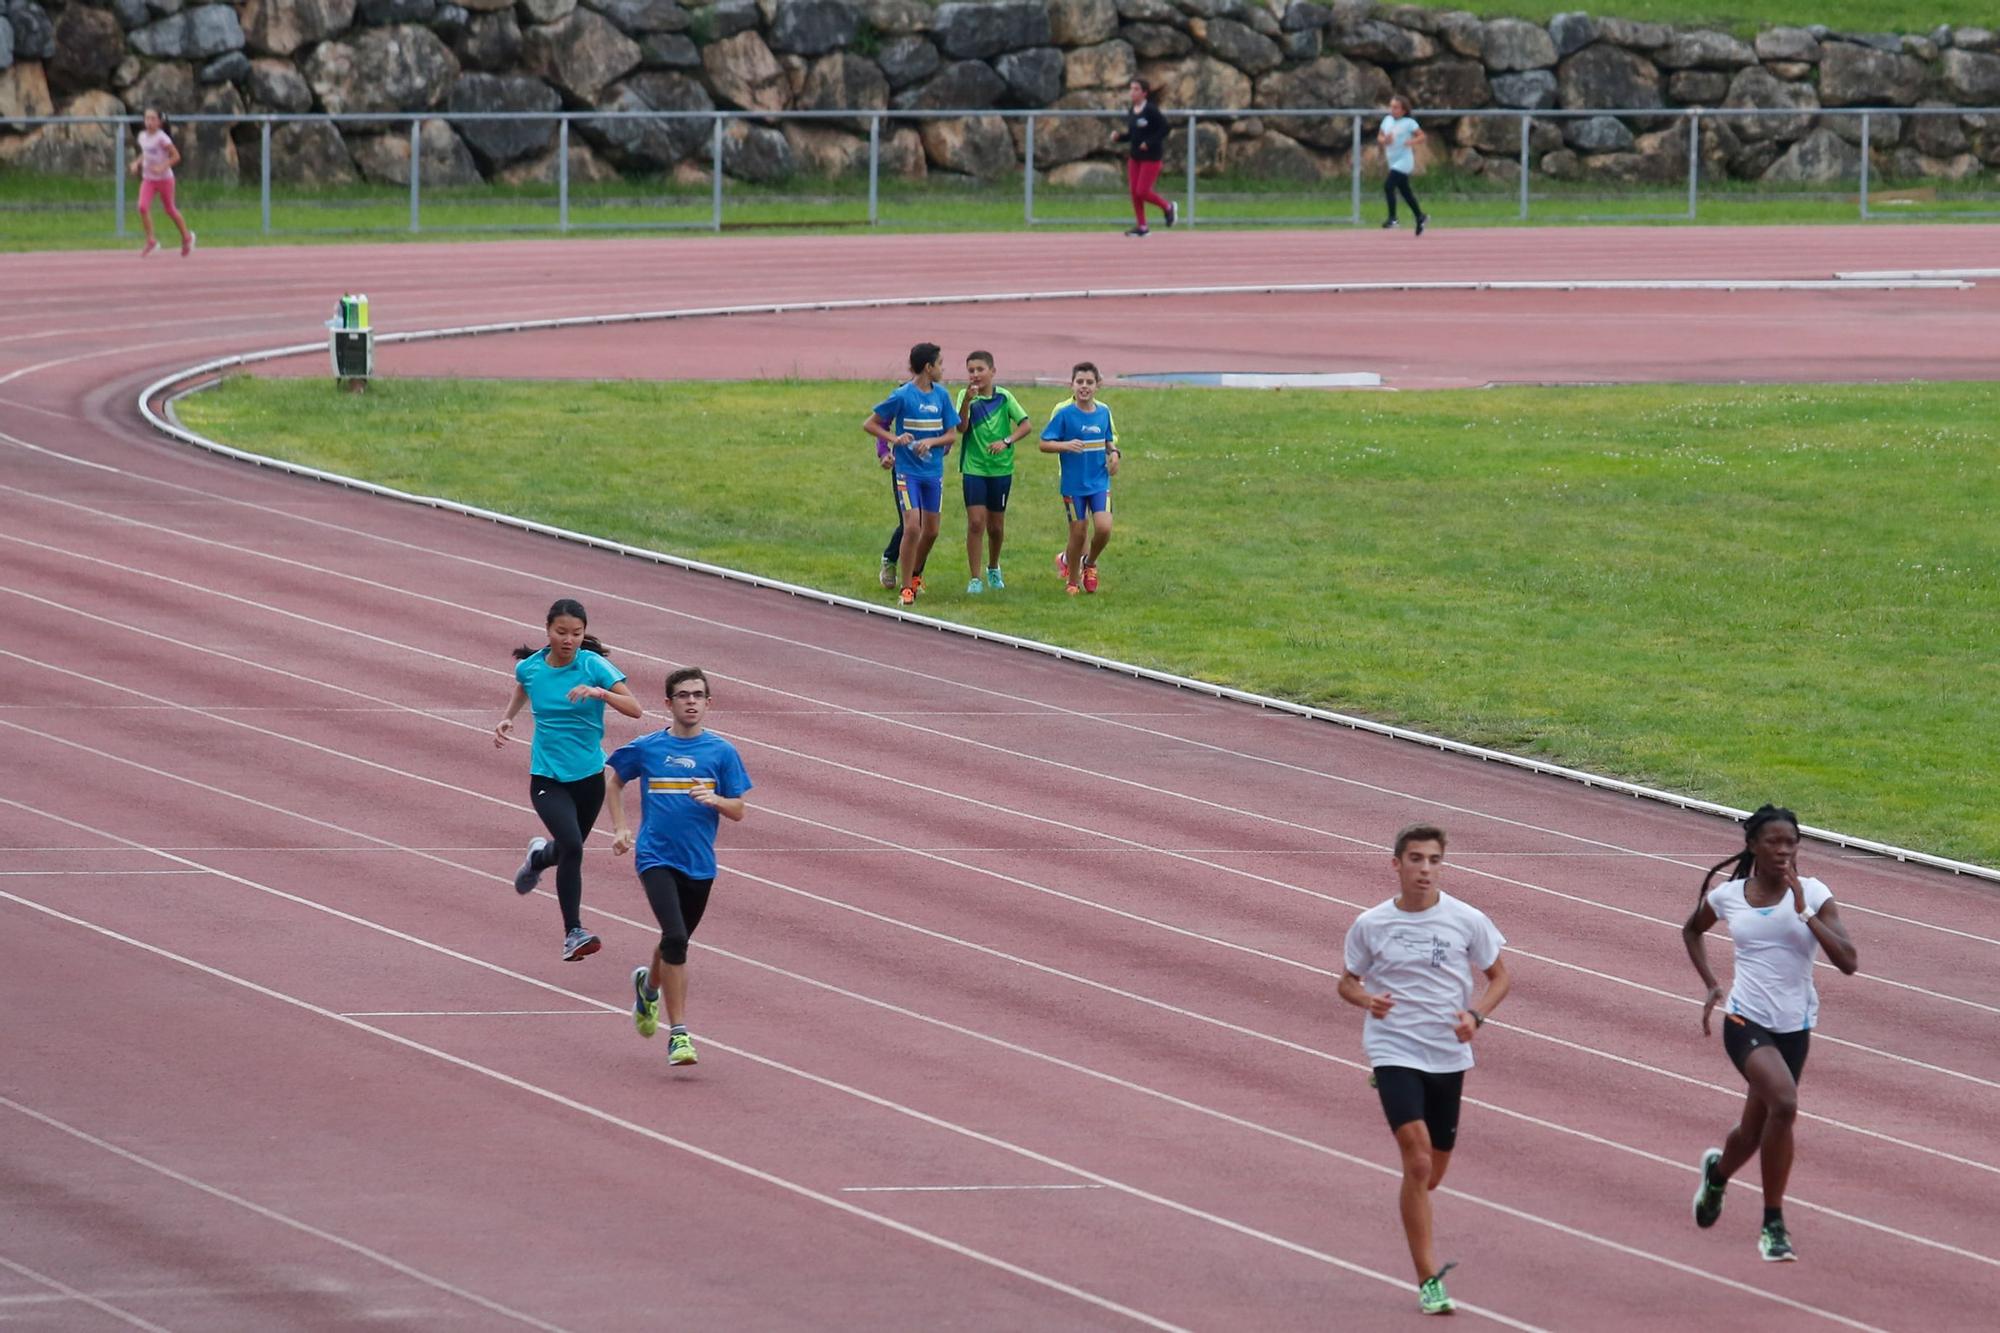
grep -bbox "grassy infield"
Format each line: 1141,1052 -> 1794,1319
180,377 -> 2000,866
40,0 -> 2000,863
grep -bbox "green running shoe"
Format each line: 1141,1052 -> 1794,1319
632,967 -> 660,1039
985,567 -> 1004,589
1759,1220 -> 1797,1262
667,1031 -> 698,1066
966,578 -> 984,595
1418,1262 -> 1457,1315
1692,1147 -> 1725,1227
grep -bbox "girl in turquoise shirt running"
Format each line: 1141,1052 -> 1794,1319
494,598 -> 643,961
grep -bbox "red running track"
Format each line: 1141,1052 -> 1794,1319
2,227 -> 1998,1330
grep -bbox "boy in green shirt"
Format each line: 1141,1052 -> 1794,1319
955,350 -> 1034,595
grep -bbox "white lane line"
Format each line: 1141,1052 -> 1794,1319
10,488 -> 1982,958
0,394 -> 79,421
0,887 -> 1510,1333
841,1185 -> 1109,1193
339,1010 -> 615,1018
6,600 -> 1996,1098
1836,268 -> 2000,280
6,483 -> 1990,946
2,787 -> 1990,1279
25,358 -> 1992,900
0,1255 -> 171,1332
4,527 -> 1987,998
0,870 -> 207,876
0,1102 -> 570,1331
7,628 -> 1996,1110
0,801 -> 1942,1328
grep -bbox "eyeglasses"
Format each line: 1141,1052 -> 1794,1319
669,690 -> 708,701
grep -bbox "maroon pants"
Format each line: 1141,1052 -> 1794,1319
1128,159 -> 1169,227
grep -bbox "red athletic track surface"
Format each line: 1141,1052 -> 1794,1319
2,227 -> 1997,1332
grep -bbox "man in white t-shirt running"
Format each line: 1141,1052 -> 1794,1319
1339,822 -> 1511,1316
1682,804 -> 1858,1263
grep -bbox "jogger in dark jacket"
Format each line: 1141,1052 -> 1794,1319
1112,80 -> 1176,236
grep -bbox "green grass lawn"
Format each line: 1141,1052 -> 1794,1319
179,375 -> 2000,868
7,162 -> 1993,251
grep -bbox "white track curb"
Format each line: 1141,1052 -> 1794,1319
134,285 -> 1996,883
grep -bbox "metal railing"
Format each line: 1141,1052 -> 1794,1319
4,105 -> 1997,241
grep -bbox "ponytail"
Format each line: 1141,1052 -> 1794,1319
580,634 -> 608,658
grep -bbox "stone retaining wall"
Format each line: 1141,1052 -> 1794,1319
4,1 -> 1998,189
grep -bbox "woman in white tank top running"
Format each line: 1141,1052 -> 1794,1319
1681,805 -> 1858,1264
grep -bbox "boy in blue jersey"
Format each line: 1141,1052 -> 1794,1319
607,666 -> 753,1068
1039,361 -> 1122,596
864,342 -> 961,607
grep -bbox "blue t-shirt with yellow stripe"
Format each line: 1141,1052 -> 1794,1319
1041,398 -> 1117,496
606,730 -> 753,878
873,380 -> 959,480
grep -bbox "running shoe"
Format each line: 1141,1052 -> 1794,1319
912,574 -> 925,593
632,966 -> 661,1038
1081,564 -> 1099,594
1759,1220 -> 1797,1262
513,836 -> 549,895
1055,550 -> 1069,580
985,567 -> 1004,589
1382,218 -> 1400,229
141,240 -> 158,258
878,557 -> 896,589
1124,225 -> 1149,237
966,578 -> 984,595
1066,582 -> 1081,597
1692,1147 -> 1725,1228
899,585 -> 915,607
182,232 -> 196,256
667,1031 -> 698,1066
1416,214 -> 1429,237
1418,1262 -> 1457,1315
1164,201 -> 1178,228
561,926 -> 601,961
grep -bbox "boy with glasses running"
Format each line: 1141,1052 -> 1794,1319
606,667 -> 752,1068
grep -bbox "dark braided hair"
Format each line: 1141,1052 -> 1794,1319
1698,804 -> 1799,903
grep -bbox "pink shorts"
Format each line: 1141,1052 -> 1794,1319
138,177 -> 177,212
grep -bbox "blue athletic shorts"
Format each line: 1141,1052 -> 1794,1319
1062,490 -> 1111,521
895,472 -> 943,515
962,473 -> 1012,512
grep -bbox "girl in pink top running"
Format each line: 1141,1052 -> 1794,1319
132,108 -> 194,257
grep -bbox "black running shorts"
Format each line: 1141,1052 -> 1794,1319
1722,1014 -> 1810,1083
1373,1066 -> 1467,1152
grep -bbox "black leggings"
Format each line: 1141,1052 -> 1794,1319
882,469 -> 926,573
1385,169 -> 1422,220
529,772 -> 604,932
639,865 -> 714,965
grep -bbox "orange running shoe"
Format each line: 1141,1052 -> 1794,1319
899,585 -> 915,606
1055,550 -> 1069,580
1066,582 -> 1081,597
911,574 -> 924,593
1081,564 -> 1099,594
